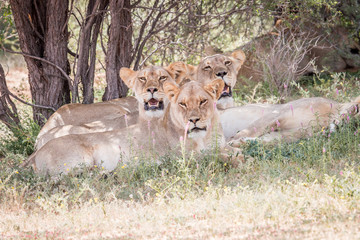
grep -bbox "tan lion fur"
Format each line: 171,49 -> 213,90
34,66 -> 176,150
221,96 -> 360,146
195,50 -> 246,109
36,97 -> 138,145
25,80 -> 226,176
167,61 -> 197,86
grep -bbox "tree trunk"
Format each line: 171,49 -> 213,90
75,0 -> 109,104
103,0 -> 132,101
0,64 -> 21,130
10,0 -> 70,126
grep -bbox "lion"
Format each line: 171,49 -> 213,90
35,62 -> 193,144
23,79 -> 227,176
35,96 -> 138,144
222,96 -> 360,146
34,66 -> 177,150
195,50 -> 246,109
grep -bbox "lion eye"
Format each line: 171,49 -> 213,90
179,102 -> 187,108
139,77 -> 146,82
204,66 -> 211,71
200,99 -> 208,106
225,60 -> 231,66
159,76 -> 167,81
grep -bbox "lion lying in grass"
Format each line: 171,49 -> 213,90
24,80 -> 226,176
35,50 -> 245,148
35,62 -> 195,147
35,96 -> 138,144
35,65 -> 179,149
221,96 -> 360,146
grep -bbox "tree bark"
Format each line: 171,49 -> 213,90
103,0 -> 132,101
10,0 -> 70,126
0,64 -> 21,130
74,0 -> 109,104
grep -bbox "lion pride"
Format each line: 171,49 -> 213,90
24,79 -> 226,176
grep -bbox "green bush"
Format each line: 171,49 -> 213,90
0,113 -> 40,158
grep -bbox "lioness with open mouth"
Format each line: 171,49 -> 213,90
24,79 -> 227,176
163,50 -> 246,109
196,50 -> 246,109
34,66 -> 177,149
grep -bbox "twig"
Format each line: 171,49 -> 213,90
6,90 -> 56,112
139,40 -> 179,68
2,47 -> 74,92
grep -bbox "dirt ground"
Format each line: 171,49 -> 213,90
1,64 -> 31,99
0,54 -> 107,103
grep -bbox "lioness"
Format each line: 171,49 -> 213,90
223,96 -> 360,146
196,50 -> 246,109
35,66 -> 176,150
36,97 -> 138,143
24,79 -> 226,176
36,62 -> 192,144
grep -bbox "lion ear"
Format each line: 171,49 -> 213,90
186,64 -> 197,76
166,62 -> 184,82
230,49 -> 246,72
166,62 -> 197,85
204,46 -> 223,56
164,82 -> 180,102
204,79 -> 224,100
120,67 -> 136,88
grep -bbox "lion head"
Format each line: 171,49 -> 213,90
164,79 -> 224,140
120,66 -> 176,119
196,50 -> 246,109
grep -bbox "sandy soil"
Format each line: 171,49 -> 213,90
3,66 -> 31,98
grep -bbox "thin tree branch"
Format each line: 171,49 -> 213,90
132,0 -> 160,62
7,90 -> 56,112
134,2 -> 189,69
2,47 -> 74,95
139,40 -> 178,68
130,0 -> 142,8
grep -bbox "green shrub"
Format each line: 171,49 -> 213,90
0,112 -> 40,158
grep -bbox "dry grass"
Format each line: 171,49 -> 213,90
1,62 -> 360,239
1,173 -> 360,239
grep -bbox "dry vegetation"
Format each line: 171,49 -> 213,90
1,176 -> 360,239
1,63 -> 360,239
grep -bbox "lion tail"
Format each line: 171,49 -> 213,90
20,151 -> 36,168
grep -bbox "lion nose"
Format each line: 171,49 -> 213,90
216,71 -> 227,78
147,88 -> 158,94
189,117 -> 200,124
